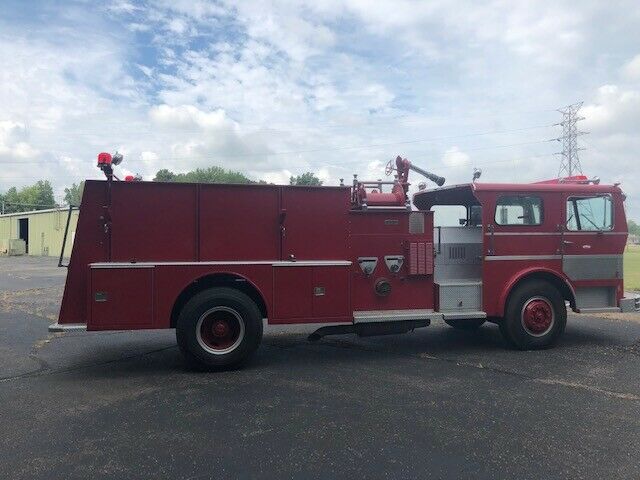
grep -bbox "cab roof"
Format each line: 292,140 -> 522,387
413,181 -> 622,210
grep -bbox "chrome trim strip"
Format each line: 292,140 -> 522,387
48,323 -> 87,332
90,264 -> 156,269
484,232 -> 626,236
484,255 -> 561,261
90,260 -> 352,268
486,254 -> 623,262
272,261 -> 352,267
485,232 -> 561,236
563,254 -> 623,260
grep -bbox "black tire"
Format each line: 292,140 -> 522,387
444,319 -> 486,330
176,287 -> 263,370
500,280 -> 566,350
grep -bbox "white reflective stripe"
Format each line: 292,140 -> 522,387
484,255 -> 561,261
90,260 -> 352,268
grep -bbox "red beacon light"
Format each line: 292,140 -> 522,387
96,151 -> 124,180
97,152 -> 112,166
125,175 -> 134,182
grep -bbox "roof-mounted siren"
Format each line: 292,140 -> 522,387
472,168 -> 482,182
97,151 -> 124,180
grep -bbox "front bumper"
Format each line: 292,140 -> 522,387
620,295 -> 640,313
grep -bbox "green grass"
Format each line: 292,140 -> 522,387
624,244 -> 640,292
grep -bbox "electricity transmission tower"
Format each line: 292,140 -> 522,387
554,102 -> 588,177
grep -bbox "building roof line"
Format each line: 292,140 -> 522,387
0,206 -> 78,218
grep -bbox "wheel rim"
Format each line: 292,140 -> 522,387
196,307 -> 245,355
521,296 -> 555,337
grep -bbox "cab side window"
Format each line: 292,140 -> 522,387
494,195 -> 543,226
566,195 -> 613,231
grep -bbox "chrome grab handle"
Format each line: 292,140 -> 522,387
563,240 -> 574,245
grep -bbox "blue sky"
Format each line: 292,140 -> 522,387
1,0 -> 639,219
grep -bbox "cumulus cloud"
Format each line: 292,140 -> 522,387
442,146 -> 470,168
621,54 -> 640,80
583,85 -> 640,135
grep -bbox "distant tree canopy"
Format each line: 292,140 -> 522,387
290,172 -> 323,186
64,181 -> 85,207
629,220 -> 640,236
0,180 -> 57,214
153,167 -> 252,184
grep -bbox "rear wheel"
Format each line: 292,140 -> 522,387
176,287 -> 263,370
500,280 -> 566,350
444,319 -> 486,330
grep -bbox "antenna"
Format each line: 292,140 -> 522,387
554,102 -> 588,177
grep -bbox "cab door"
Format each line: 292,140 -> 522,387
562,194 -> 624,310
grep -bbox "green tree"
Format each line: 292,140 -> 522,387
153,169 -> 177,182
1,180 -> 57,213
629,220 -> 640,236
153,166 -> 252,184
64,181 -> 85,206
289,172 -> 323,186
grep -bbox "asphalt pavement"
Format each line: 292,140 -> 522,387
1,256 -> 639,479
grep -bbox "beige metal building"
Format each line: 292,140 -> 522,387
0,208 -> 79,257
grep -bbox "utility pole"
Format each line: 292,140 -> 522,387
554,102 -> 588,178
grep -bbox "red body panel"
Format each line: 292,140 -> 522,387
60,181 -> 434,330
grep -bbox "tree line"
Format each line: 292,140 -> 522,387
1,167 -> 322,214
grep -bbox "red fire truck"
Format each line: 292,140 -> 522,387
50,154 -> 638,369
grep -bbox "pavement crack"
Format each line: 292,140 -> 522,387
312,338 -> 640,402
533,378 -> 640,400
0,345 -> 177,383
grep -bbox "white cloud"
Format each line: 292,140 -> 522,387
260,169 -> 292,185
441,146 -> 470,168
621,54 -> 640,81
582,85 -> 640,135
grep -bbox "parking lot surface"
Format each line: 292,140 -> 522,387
1,256 -> 639,479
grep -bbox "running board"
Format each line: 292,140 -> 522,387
353,309 -> 440,323
575,307 -> 621,314
48,323 -> 87,332
442,311 -> 487,320
308,319 -> 430,342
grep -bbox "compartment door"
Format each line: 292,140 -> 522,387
273,266 -> 313,321
89,267 -> 154,330
312,266 -> 350,318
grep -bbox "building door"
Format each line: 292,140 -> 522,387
18,218 -> 29,254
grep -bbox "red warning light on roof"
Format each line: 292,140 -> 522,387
97,152 -> 112,165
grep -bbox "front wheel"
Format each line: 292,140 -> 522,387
176,287 -> 263,370
500,280 -> 566,350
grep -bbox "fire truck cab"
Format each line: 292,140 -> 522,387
51,154 -> 638,370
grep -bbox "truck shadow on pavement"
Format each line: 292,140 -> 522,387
45,319 -> 635,381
